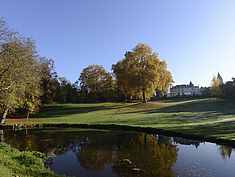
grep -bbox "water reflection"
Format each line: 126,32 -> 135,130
0,128 -> 235,177
218,145 -> 232,159
173,137 -> 202,148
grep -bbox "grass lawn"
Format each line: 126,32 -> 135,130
7,98 -> 235,141
0,142 -> 60,177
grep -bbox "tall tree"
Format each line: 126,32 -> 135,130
0,40 -> 42,123
78,65 -> 114,102
0,19 -> 43,123
39,58 -> 58,104
112,43 -> 172,103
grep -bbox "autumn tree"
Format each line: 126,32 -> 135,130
0,19 -> 44,123
23,48 -> 43,120
218,145 -> 232,159
0,40 -> 43,123
112,43 -> 172,103
210,76 -> 223,98
78,65 -> 114,102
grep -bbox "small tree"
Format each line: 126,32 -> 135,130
210,76 -> 222,98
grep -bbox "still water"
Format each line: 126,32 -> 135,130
0,128 -> 235,177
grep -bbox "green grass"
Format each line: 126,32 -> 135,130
3,98 -> 234,176
13,98 -> 235,141
0,142 -> 61,177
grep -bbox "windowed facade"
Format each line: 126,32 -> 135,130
170,81 -> 201,97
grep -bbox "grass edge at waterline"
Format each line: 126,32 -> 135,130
0,142 -> 61,177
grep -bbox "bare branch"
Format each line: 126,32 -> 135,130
0,82 -> 14,91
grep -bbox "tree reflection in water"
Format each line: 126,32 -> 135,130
74,132 -> 177,177
218,145 -> 232,159
1,128 -> 233,177
1,129 -> 178,176
111,133 -> 177,177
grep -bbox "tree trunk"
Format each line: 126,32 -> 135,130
144,133 -> 147,147
0,109 -> 8,124
142,90 -> 147,103
26,111 -> 30,123
0,130 -> 4,142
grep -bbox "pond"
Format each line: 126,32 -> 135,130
0,128 -> 235,177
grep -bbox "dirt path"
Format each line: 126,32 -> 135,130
5,118 -> 42,125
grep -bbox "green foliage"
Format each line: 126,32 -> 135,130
112,43 -> 172,102
56,77 -> 79,103
0,142 -> 60,177
221,78 -> 235,100
39,58 -> 58,105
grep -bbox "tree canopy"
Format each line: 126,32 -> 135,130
0,19 -> 59,123
112,43 -> 172,102
0,18 -> 177,123
0,35 -> 42,123
210,76 -> 223,98
78,65 -> 114,102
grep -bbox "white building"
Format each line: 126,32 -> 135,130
170,81 -> 201,97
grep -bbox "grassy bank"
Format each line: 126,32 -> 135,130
6,98 -> 235,141
0,142 -> 60,177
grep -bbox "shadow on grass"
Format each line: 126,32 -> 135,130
161,97 -> 203,103
178,120 -> 235,138
30,103 -> 142,119
120,99 -> 235,117
30,105 -> 113,118
147,99 -> 235,115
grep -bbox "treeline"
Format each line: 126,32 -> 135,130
41,44 -> 173,103
210,76 -> 235,100
0,19 -> 172,123
221,78 -> 235,99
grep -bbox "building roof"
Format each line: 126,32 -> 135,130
217,72 -> 223,84
171,81 -> 198,89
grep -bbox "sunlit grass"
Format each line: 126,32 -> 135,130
8,98 -> 235,141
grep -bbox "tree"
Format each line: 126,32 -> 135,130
57,77 -> 70,102
23,55 -> 42,121
218,145 -> 232,159
210,76 -> 222,98
39,58 -> 58,104
0,19 -> 43,123
78,65 -> 114,102
112,43 -> 172,103
221,78 -> 235,100
0,40 -> 43,123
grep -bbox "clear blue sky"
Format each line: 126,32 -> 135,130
1,0 -> 235,86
